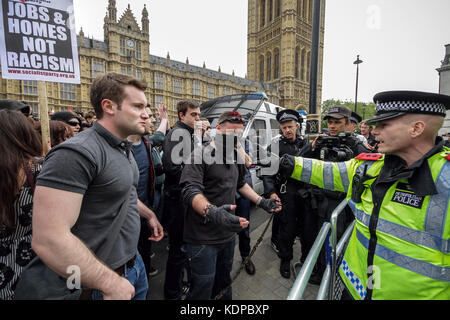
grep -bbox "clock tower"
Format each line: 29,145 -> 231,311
103,1 -> 150,71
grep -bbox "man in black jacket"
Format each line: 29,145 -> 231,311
180,111 -> 281,300
162,100 -> 201,300
263,109 -> 314,279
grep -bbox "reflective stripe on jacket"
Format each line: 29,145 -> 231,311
290,148 -> 450,300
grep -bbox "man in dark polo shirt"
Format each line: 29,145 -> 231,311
32,73 -> 163,300
180,111 -> 282,300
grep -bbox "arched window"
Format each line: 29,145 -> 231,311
274,49 -> 280,79
259,56 -> 265,82
294,47 -> 299,79
276,0 -> 281,17
306,51 -> 311,82
260,0 -> 266,28
308,0 -> 313,22
269,0 -> 273,22
300,48 -> 306,81
302,0 -> 307,20
267,53 -> 272,81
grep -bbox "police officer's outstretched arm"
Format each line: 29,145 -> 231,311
279,154 -> 355,195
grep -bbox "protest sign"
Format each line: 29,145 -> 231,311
0,0 -> 80,84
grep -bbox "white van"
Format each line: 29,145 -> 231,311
201,92 -> 284,194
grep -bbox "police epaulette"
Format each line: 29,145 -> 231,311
355,153 -> 383,161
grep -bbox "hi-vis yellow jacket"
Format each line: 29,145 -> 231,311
290,146 -> 450,300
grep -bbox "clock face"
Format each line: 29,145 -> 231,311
126,39 -> 134,48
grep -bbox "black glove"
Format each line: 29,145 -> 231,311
279,154 -> 296,179
206,204 -> 243,233
256,197 -> 280,214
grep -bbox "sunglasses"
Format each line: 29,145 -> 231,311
219,117 -> 243,125
67,121 -> 80,127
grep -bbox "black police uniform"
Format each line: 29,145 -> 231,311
262,109 -> 317,278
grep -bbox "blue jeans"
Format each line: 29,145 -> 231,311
91,252 -> 148,300
185,239 -> 235,300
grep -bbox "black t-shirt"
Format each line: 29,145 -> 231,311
180,143 -> 247,244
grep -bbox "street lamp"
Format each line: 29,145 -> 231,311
353,55 -> 363,115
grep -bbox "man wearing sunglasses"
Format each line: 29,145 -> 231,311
51,111 -> 82,135
180,111 -> 282,300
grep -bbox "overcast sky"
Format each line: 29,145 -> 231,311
73,0 -> 450,103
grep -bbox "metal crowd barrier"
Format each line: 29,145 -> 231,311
288,199 -> 355,300
287,222 -> 331,300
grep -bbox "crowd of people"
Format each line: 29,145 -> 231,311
0,71 -> 449,300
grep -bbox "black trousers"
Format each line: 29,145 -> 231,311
163,196 -> 189,300
277,191 -> 318,262
138,218 -> 153,275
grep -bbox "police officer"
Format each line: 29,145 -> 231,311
349,111 -> 368,144
301,105 -> 370,284
280,91 -> 450,299
262,109 -> 314,279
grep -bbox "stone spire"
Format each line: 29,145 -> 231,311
142,4 -> 149,34
79,27 -> 84,47
108,0 -> 117,22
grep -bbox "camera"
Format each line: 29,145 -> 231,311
315,132 -> 357,161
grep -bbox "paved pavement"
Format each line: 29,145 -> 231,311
147,206 -> 320,300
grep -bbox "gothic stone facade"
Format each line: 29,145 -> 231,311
0,2 -> 279,125
247,0 -> 325,112
0,1 -> 324,124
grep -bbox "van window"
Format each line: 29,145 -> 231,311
202,99 -> 262,124
251,119 -> 267,147
270,119 -> 279,132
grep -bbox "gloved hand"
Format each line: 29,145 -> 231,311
279,154 -> 296,179
206,204 -> 243,233
256,197 -> 281,214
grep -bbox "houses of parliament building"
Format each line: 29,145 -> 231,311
0,0 -> 325,125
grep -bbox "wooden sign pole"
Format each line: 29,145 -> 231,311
38,81 -> 51,154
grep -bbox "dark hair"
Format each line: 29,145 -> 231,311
0,110 -> 42,228
51,111 -> 81,125
50,120 -> 74,147
327,117 -> 350,125
85,110 -> 96,120
90,72 -> 147,119
217,110 -> 243,125
176,100 -> 200,120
